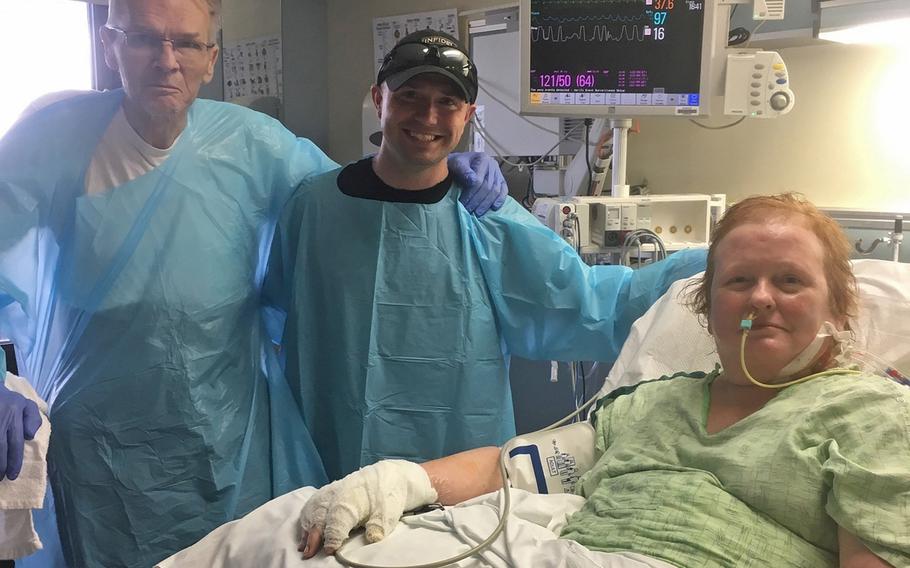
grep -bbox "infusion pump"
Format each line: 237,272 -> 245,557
533,194 -> 725,262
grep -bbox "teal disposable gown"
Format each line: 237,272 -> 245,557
264,163 -> 707,481
0,90 -> 334,567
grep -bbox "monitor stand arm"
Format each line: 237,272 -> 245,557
610,118 -> 632,198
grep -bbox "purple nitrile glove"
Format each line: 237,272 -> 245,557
449,152 -> 508,216
0,382 -> 42,481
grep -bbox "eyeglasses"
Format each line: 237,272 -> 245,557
377,42 -> 478,102
105,25 -> 215,59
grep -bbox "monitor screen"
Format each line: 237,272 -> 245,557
520,0 -> 719,118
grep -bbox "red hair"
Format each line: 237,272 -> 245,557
688,193 -> 857,325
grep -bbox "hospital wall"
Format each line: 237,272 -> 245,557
312,1 -> 910,212
628,43 -> 910,212
223,0 -> 330,149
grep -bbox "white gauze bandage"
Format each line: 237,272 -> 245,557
299,459 -> 438,551
778,321 -> 853,377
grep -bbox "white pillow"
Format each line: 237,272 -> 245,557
603,259 -> 910,393
851,259 -> 910,376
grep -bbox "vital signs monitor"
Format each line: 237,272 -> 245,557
520,0 -> 723,117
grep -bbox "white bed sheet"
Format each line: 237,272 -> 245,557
156,488 -> 673,568
159,259 -> 910,568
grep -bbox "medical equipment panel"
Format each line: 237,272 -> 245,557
724,50 -> 794,118
533,194 -> 724,261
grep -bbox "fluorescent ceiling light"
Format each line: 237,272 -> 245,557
819,0 -> 910,45
819,17 -> 910,46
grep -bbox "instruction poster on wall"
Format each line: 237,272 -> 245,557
222,35 -> 282,101
373,9 -> 459,76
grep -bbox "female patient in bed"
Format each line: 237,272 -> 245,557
300,194 -> 910,568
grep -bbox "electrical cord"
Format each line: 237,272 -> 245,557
743,19 -> 766,49
572,215 -> 581,253
471,117 -> 527,165
472,116 -> 585,168
477,83 -> 564,137
499,158 -> 527,174
584,119 -> 593,195
728,27 -> 751,46
520,163 -> 537,210
335,368 -> 606,568
570,362 -> 583,418
569,361 -> 578,408
561,213 -> 581,253
582,362 -> 587,409
335,449 -> 513,568
688,116 -> 746,130
576,361 -> 587,416
726,4 -> 753,46
620,229 -> 666,266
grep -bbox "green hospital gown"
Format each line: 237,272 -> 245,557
560,371 -> 910,568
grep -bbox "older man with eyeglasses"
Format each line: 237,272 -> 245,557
0,0 -> 507,567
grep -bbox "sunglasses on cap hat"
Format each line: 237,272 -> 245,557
377,34 -> 478,103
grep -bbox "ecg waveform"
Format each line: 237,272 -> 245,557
529,0 -> 705,101
531,23 -> 648,42
536,13 -> 647,23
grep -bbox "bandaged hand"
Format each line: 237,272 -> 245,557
299,460 -> 438,558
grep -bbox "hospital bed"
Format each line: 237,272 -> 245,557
156,258 -> 910,568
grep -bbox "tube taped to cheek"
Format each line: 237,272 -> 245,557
778,321 -> 851,377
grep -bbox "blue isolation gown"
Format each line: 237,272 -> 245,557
264,160 -> 707,481
0,90 -> 333,567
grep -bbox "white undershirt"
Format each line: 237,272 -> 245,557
84,107 -> 178,195
17,90 -> 178,196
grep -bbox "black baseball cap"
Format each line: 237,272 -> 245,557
376,29 -> 478,103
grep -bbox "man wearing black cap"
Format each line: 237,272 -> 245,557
264,30 -> 707,484
368,30 -> 479,193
